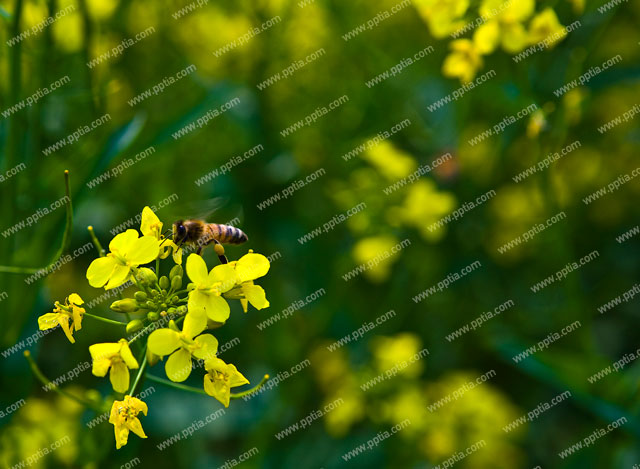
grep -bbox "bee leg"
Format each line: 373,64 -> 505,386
212,239 -> 228,265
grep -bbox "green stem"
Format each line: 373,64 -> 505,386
83,311 -> 127,326
24,351 -> 100,411
87,225 -> 105,256
145,374 -> 207,395
230,374 -> 270,399
0,170 -> 73,274
145,373 -> 270,399
129,347 -> 148,395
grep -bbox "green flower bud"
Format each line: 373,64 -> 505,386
170,264 -> 183,279
160,303 -> 167,309
170,295 -> 179,303
167,307 -> 177,314
134,291 -> 148,302
137,268 -> 157,286
159,276 -> 170,290
110,299 -> 139,313
147,311 -> 159,321
145,300 -> 155,309
177,305 -> 188,314
171,275 -> 182,290
187,283 -> 196,291
126,319 -> 144,334
151,289 -> 160,297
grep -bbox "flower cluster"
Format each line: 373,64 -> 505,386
413,0 -> 572,82
36,206 -> 271,449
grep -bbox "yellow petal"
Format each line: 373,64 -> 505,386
110,362 -> 130,393
208,264 -> 238,292
109,229 -> 138,253
90,342 -> 120,361
114,425 -> 129,449
229,364 -> 250,388
140,206 -> 162,238
473,20 -> 500,54
165,348 -> 192,382
68,293 -> 84,305
72,307 -> 84,331
125,417 -> 147,439
192,334 -> 219,361
105,264 -> 131,290
202,294 -> 230,323
204,374 -> 230,407
126,235 -> 160,265
59,316 -> 75,343
243,284 -> 269,310
186,253 -> 208,284
183,312 -> 207,339
147,329 -> 181,356
236,253 -> 270,282
172,245 -> 183,265
118,340 -> 139,369
38,313 -> 61,330
501,22 -> 529,53
87,256 -> 117,288
126,395 -> 148,415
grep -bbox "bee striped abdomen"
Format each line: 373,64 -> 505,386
210,224 -> 248,245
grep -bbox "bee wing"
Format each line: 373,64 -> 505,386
165,197 -> 243,225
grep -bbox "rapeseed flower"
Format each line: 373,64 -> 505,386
89,339 -> 139,393
38,294 -> 85,344
186,254 -> 237,322
203,357 -> 249,407
109,395 -> 148,449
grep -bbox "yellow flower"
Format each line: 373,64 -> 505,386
479,0 -> 534,53
228,252 -> 270,313
413,0 -> 469,39
147,313 -> 218,382
140,206 -> 182,264
86,229 -> 159,290
203,357 -> 249,407
109,395 -> 147,449
186,254 -> 237,322
442,39 -> 483,83
89,339 -> 139,393
38,294 -> 84,344
473,20 -> 500,54
528,8 -> 567,47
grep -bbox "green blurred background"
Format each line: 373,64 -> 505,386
1,0 -> 640,467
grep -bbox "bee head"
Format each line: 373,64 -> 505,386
173,220 -> 187,245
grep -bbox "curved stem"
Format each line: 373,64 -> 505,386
83,311 -> 127,326
24,351 -> 100,411
87,225 -> 105,257
230,374 -> 269,399
145,374 -> 207,395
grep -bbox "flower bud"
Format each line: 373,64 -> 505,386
151,289 -> 160,297
147,311 -> 159,321
177,305 -> 188,314
170,265 -> 183,279
187,283 -> 196,291
159,276 -> 170,290
134,291 -> 148,302
167,307 -> 177,314
110,299 -> 139,313
145,300 -> 155,309
171,275 -> 182,290
126,319 -> 144,334
137,268 -> 157,286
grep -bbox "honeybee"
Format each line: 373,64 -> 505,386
172,219 -> 248,252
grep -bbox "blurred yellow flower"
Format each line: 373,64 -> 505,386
86,0 -> 119,21
413,0 -> 469,38
203,357 -> 249,407
363,141 -> 417,181
393,180 -> 456,241
443,39 -> 483,83
38,293 -> 84,344
186,254 -> 237,322
109,395 -> 147,449
86,229 -> 159,289
528,8 -> 567,47
352,236 -> 400,282
371,333 -> 424,377
473,20 -> 500,54
147,313 -> 218,382
89,339 -> 139,393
